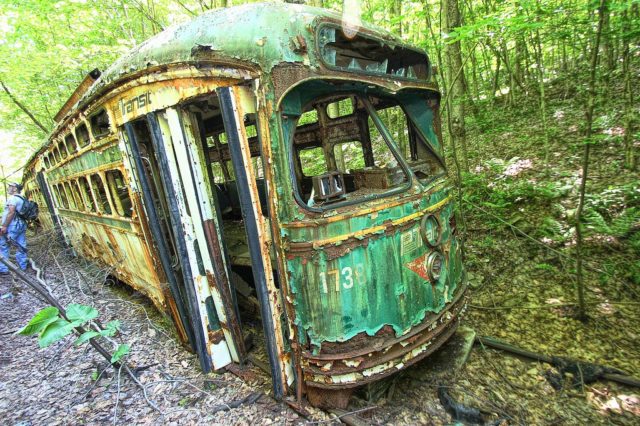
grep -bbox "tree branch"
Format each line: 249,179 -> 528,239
0,80 -> 51,134
0,255 -> 161,412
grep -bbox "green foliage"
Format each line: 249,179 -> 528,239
66,304 -> 99,324
538,216 -> 565,241
17,306 -> 59,336
111,344 -> 130,364
582,182 -> 640,238
534,263 -> 557,272
583,207 -> 640,237
38,318 -> 76,348
20,303 -> 128,363
74,330 -> 101,346
463,161 -> 562,216
102,320 -> 121,337
74,319 -> 121,346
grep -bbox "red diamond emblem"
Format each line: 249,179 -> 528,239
405,252 -> 430,281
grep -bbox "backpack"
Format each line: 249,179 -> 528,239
15,195 -> 39,223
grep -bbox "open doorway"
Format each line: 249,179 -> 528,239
123,83 -> 290,395
180,89 -> 277,353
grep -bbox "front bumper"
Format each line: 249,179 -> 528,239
302,282 -> 468,389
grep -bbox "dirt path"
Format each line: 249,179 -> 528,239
0,236 -> 313,425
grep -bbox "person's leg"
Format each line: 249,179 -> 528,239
0,235 -> 9,273
11,227 -> 28,271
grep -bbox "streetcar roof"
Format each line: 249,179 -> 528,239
83,2 -> 405,104
27,2 -> 426,169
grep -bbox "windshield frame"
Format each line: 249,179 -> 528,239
283,91 -> 416,213
377,90 -> 447,186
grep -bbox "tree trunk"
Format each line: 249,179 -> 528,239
621,6 -> 637,170
392,0 -> 402,37
575,0 -> 607,321
443,0 -> 469,172
469,42 -> 480,100
532,17 -> 551,170
601,0 -> 614,72
514,34 -> 526,93
424,1 -> 446,90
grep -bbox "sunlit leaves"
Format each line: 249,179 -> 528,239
74,330 -> 100,346
17,306 -> 60,336
66,303 -> 99,324
20,303 -> 128,363
111,344 -> 130,364
38,318 -> 75,348
0,0 -> 175,142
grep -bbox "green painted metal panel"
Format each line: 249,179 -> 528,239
284,197 -> 463,351
48,144 -> 122,181
274,78 -> 463,351
59,209 -> 133,231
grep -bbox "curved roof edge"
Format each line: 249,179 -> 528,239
26,2 -> 409,170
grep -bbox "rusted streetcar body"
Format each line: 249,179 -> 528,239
22,3 -> 466,406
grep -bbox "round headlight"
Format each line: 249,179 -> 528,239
421,214 -> 441,247
427,251 -> 444,283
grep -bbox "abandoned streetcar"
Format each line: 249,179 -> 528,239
21,3 -> 466,407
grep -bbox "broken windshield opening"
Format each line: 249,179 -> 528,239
317,25 -> 430,80
281,81 -> 445,211
285,93 -> 410,209
370,92 -> 446,184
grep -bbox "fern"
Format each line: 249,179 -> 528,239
609,208 -> 640,237
540,216 -> 564,239
582,208 -> 610,235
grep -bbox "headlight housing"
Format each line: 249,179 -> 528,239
421,214 -> 441,247
427,251 -> 444,283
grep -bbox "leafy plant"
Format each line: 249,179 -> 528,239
582,206 -> 639,237
18,304 -> 129,364
538,216 -> 565,241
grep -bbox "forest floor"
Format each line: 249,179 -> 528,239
0,233 -> 318,425
1,80 -> 639,425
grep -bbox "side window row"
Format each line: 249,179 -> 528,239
43,109 -> 110,169
51,169 -> 133,218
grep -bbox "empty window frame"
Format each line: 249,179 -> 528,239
90,109 -> 110,140
55,184 -> 69,209
326,97 -> 354,119
211,161 -> 233,183
298,109 -> 318,126
333,141 -> 365,173
288,93 -> 409,207
76,122 -> 91,147
78,176 -> 96,212
371,96 -> 445,183
63,182 -> 76,210
299,147 -> 328,177
90,173 -> 112,214
105,169 -> 132,217
70,179 -> 85,211
52,146 -> 61,163
65,133 -> 78,155
59,141 -> 69,160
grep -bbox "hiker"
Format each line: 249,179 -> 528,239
0,182 -> 28,274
